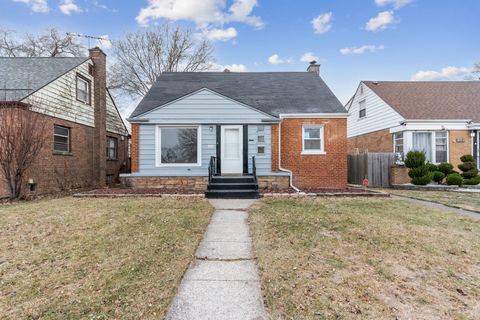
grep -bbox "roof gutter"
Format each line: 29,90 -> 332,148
279,113 -> 348,119
278,120 -> 300,193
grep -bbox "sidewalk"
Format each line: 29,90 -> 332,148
165,199 -> 268,320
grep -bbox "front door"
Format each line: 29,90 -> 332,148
221,125 -> 243,174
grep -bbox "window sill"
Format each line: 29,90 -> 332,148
76,98 -> 91,105
301,151 -> 326,155
53,151 -> 73,156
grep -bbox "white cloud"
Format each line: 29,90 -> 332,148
209,63 -> 247,72
59,0 -> 81,15
365,11 -> 396,31
375,0 -> 413,9
312,12 -> 333,34
136,0 -> 263,30
13,0 -> 49,13
96,35 -> 112,50
340,45 -> 385,55
300,52 -> 319,63
268,54 -> 292,65
205,27 -> 238,41
411,66 -> 473,81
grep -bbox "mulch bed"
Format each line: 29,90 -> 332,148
73,188 -> 203,198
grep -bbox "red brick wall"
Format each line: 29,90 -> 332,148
131,124 -> 139,173
0,111 -> 128,199
279,118 -> 347,189
106,132 -> 129,183
347,129 -> 393,153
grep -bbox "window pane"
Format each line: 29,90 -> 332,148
258,136 -> 265,143
413,132 -> 432,161
305,139 -> 321,150
436,150 -> 447,163
161,127 -> 198,164
54,142 -> 69,152
55,136 -> 68,144
54,126 -> 69,136
257,146 -> 265,154
257,125 -> 264,132
109,148 -> 116,159
304,128 -> 320,139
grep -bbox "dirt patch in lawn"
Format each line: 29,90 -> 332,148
0,197 -> 213,319
249,197 -> 480,319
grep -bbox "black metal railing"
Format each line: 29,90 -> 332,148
208,156 -> 217,184
252,156 -> 257,184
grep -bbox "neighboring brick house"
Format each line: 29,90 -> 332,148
347,81 -> 480,169
123,62 -> 348,197
0,48 -> 129,198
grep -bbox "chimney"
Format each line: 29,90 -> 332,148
307,61 -> 320,75
89,47 -> 107,187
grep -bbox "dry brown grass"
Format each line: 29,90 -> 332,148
382,188 -> 480,212
0,197 -> 213,319
249,197 -> 480,320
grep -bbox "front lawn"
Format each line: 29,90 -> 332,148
0,197 -> 213,319
250,198 -> 480,319
383,188 -> 480,212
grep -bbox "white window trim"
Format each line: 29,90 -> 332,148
155,125 -> 202,167
302,125 -> 326,155
76,76 -> 90,104
358,99 -> 366,119
393,132 -> 404,154
409,130 -> 449,164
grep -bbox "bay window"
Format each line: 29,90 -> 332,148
156,126 -> 200,166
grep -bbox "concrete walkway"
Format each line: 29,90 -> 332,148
391,195 -> 480,220
165,199 -> 268,320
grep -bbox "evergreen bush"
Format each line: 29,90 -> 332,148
446,173 -> 464,186
432,171 -> 445,184
458,154 -> 479,184
404,151 -> 432,185
438,162 -> 454,175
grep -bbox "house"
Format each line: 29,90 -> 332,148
0,47 -> 129,198
347,81 -> 480,169
123,62 -> 348,197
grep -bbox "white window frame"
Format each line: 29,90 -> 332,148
53,125 -> 70,153
393,132 -> 404,154
302,125 -> 325,155
358,99 -> 366,119
76,75 -> 90,104
410,130 -> 449,164
155,125 -> 202,167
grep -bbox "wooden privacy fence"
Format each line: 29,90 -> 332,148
348,153 -> 396,187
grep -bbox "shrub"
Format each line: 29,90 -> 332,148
432,171 -> 445,184
457,154 -> 479,183
425,163 -> 438,172
438,162 -> 454,175
404,151 -> 426,169
446,173 -> 464,186
411,172 -> 434,185
460,154 -> 475,162
408,165 -> 430,179
464,176 -> 480,185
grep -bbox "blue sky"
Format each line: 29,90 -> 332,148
1,0 -> 479,117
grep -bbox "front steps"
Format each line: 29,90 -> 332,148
205,175 -> 260,199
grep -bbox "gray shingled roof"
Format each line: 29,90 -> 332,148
130,72 -> 346,118
0,57 -> 89,101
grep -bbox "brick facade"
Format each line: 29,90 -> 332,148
347,129 -> 393,154
131,123 -> 139,173
391,166 -> 410,185
278,118 -> 347,189
449,130 -> 473,169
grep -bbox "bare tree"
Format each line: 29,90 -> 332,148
472,62 -> 480,80
109,24 -> 214,98
0,27 -> 85,57
0,102 -> 48,199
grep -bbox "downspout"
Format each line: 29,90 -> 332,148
278,120 -> 300,192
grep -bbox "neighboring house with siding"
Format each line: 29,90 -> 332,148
0,47 -> 129,198
346,81 -> 480,169
124,62 -> 348,197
